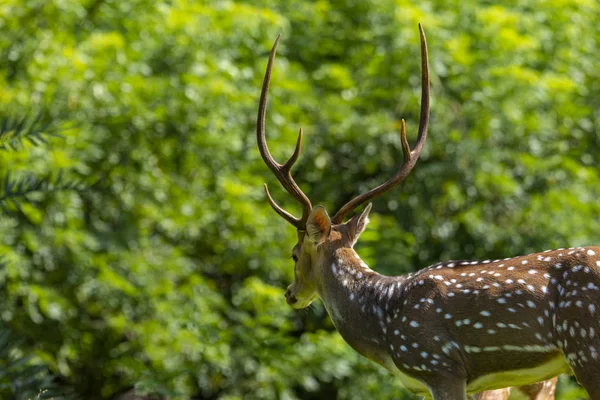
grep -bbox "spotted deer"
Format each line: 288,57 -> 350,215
257,24 -> 600,400
474,377 -> 558,400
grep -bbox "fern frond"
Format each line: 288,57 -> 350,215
0,170 -> 92,206
0,112 -> 64,151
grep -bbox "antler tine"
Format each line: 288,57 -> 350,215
263,184 -> 302,226
331,24 -> 430,224
413,24 -> 430,157
257,35 -> 313,230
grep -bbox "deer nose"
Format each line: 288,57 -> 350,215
284,288 -> 297,304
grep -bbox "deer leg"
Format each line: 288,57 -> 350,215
517,377 -> 558,400
471,388 -> 511,400
567,360 -> 600,399
428,380 -> 467,400
562,318 -> 600,398
555,289 -> 600,399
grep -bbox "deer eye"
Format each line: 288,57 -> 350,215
291,255 -> 298,262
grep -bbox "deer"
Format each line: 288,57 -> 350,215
473,377 -> 558,400
256,24 -> 600,400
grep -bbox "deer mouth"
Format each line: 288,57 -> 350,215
287,293 -> 317,309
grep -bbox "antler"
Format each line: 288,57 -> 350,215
257,35 -> 313,230
331,24 -> 430,224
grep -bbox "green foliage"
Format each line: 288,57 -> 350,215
0,326 -> 78,400
0,113 -> 61,150
0,0 -> 599,399
0,113 -> 82,399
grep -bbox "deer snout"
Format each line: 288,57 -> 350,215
284,287 -> 297,304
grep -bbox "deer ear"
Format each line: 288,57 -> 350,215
306,206 -> 331,244
347,203 -> 372,245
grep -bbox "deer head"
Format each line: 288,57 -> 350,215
257,25 -> 429,309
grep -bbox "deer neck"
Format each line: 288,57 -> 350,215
317,247 -> 408,366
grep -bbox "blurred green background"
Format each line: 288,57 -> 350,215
0,0 -> 598,399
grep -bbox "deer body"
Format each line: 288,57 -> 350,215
256,25 -> 600,399
317,238 -> 594,396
